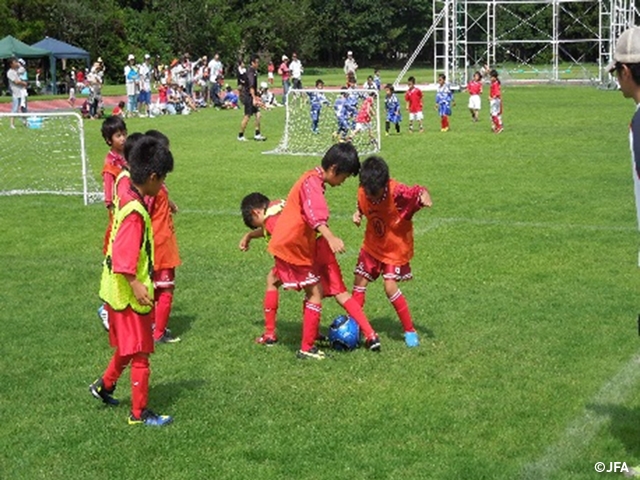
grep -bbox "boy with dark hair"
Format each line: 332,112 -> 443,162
143,130 -> 182,344
240,192 -> 381,351
488,69 -> 503,133
404,76 -> 424,133
309,79 -> 330,134
238,54 -> 267,142
267,143 -> 363,359
97,116 -> 128,330
90,135 -> 174,427
352,156 -> 432,347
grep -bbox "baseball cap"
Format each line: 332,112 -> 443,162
261,81 -> 268,89
18,58 -> 25,65
127,53 -> 135,61
347,51 -> 353,56
144,53 -> 150,59
608,27 -> 640,72
282,55 -> 288,61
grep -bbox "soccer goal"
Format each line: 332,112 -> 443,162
264,88 -> 381,156
0,111 -> 102,205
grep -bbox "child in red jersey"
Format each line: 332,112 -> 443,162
144,130 -> 182,344
97,116 -> 128,331
467,71 -> 482,122
266,143 -> 362,359
489,69 -> 503,133
404,76 -> 424,133
352,156 -> 432,347
240,192 -> 381,351
101,116 -> 128,253
90,135 -> 174,427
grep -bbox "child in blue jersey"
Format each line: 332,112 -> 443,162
373,69 -> 381,90
384,84 -> 401,135
334,88 -> 351,140
309,79 -> 330,134
345,83 -> 360,129
222,85 -> 239,109
435,73 -> 455,132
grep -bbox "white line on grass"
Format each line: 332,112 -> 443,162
180,209 -> 635,234
520,354 -> 640,480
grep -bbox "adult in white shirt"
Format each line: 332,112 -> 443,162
137,54 -> 153,116
124,53 -> 139,114
344,50 -> 358,83
290,52 -> 303,89
7,57 -> 27,129
208,53 -> 223,106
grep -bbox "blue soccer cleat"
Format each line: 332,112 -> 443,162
404,331 -> 420,348
128,409 -> 173,427
89,378 -> 119,406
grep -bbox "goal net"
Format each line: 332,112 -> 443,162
0,112 -> 102,205
264,88 -> 381,156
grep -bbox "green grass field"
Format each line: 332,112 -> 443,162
1,85 -> 639,480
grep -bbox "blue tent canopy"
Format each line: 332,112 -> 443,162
31,37 -> 90,94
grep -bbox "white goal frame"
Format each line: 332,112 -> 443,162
264,88 -> 382,157
0,111 -> 101,205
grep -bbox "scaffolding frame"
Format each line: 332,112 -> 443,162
394,0 -> 637,87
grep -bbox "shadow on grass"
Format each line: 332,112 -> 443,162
258,314 -> 436,353
588,403 -> 640,460
167,310 -> 197,338
150,378 -> 207,410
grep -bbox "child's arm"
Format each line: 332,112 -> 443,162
352,209 -> 362,227
124,273 -> 153,307
316,224 -> 345,254
239,228 -> 264,251
394,183 -> 432,221
103,172 -> 115,211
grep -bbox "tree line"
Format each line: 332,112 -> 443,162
1,0 -> 602,83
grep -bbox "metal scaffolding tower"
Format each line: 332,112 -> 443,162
395,0 -> 637,87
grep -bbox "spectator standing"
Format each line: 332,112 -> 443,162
208,53 -> 223,106
290,53 -> 303,90
17,58 -> 28,112
183,53 -> 193,95
267,60 -> 275,85
124,54 -> 139,116
7,57 -> 27,129
89,62 -> 104,119
138,54 -> 153,117
344,51 -> 358,83
278,55 -> 290,104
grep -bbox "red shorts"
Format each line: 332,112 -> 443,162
153,268 -> 175,289
315,236 -> 347,297
354,248 -> 412,282
107,304 -> 155,356
273,256 -> 320,291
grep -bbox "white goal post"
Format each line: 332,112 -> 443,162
264,88 -> 381,157
0,111 -> 102,205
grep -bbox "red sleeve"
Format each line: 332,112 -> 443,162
393,183 -> 426,221
103,172 -> 115,208
264,214 -> 278,236
300,175 -> 329,230
111,211 -> 144,275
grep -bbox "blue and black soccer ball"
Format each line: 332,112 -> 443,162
328,315 -> 360,351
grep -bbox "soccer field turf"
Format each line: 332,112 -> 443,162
1,85 -> 639,479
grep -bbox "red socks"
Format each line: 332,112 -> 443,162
263,290 -> 279,337
389,289 -> 415,333
441,116 -> 449,129
130,354 -> 150,419
352,285 -> 367,307
301,301 -> 322,351
342,297 -> 376,339
103,350 -> 130,390
153,290 -> 173,340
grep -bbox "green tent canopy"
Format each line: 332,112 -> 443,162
0,35 -> 50,59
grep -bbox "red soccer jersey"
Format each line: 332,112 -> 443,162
467,80 -> 482,95
357,180 -> 426,265
405,87 -> 423,114
102,150 -> 127,208
111,179 -> 147,276
490,80 -> 501,99
356,96 -> 373,123
268,167 -> 328,266
145,184 -> 181,271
